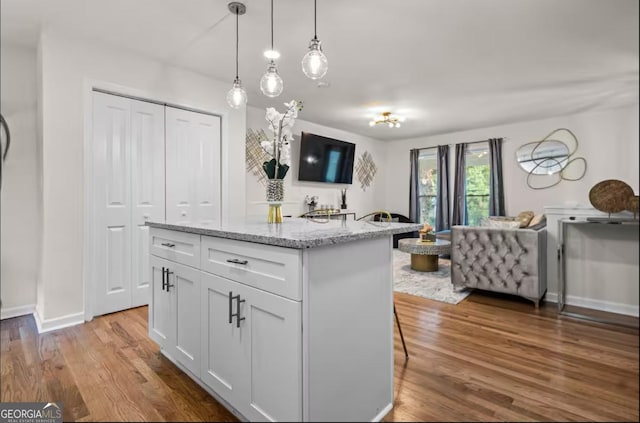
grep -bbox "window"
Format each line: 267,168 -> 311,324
465,143 -> 490,226
417,148 -> 438,227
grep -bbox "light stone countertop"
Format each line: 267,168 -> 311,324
146,218 -> 423,249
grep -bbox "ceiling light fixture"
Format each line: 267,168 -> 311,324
369,112 -> 405,128
301,0 -> 328,80
260,0 -> 284,97
226,2 -> 247,109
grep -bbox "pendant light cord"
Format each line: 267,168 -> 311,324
235,7 -> 239,79
314,0 -> 317,39
270,0 -> 274,51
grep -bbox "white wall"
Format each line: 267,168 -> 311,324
37,30 -> 246,324
246,106 -> 387,218
384,105 -> 640,217
0,44 -> 40,317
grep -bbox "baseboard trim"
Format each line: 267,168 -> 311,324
33,309 -> 85,333
0,304 -> 36,320
545,293 -> 639,317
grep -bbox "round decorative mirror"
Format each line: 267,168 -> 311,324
516,139 -> 569,175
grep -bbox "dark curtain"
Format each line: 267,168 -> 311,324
435,145 -> 450,231
452,143 -> 467,226
409,149 -> 420,223
488,138 -> 505,216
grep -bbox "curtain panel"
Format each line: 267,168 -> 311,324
488,138 -> 505,216
452,143 -> 467,226
435,145 -> 450,231
409,149 -> 420,223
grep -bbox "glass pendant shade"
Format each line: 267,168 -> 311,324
301,38 -> 328,79
226,78 -> 247,109
260,61 -> 284,97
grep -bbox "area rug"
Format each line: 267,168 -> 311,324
393,249 -> 471,304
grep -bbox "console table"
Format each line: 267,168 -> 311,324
557,218 -> 639,326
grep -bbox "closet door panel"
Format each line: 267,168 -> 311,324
93,92 -> 133,315
131,99 -> 165,307
193,115 -> 221,225
166,107 -> 221,225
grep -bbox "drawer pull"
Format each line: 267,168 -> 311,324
161,242 -> 176,248
226,258 -> 248,265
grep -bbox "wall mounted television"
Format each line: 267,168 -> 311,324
298,132 -> 355,184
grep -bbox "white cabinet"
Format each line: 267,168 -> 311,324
149,255 -> 201,376
200,272 -> 302,422
165,107 -> 221,226
148,227 -> 394,422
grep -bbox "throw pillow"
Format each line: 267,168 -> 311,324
528,214 -> 547,230
516,210 -> 534,228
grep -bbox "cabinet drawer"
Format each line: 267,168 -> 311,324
201,236 -> 302,301
150,228 -> 200,268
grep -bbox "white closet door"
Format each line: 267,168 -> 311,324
165,107 -> 221,226
130,99 -> 165,307
93,92 -> 133,315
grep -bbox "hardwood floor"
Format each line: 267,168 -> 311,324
1,292 -> 638,422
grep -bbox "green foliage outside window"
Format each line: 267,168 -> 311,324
466,163 -> 490,226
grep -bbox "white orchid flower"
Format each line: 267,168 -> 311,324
265,107 -> 279,123
260,140 -> 274,156
281,126 -> 293,142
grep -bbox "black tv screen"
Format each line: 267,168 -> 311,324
298,132 -> 355,184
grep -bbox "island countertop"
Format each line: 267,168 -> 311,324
146,218 -> 422,249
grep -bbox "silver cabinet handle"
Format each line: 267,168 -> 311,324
235,295 -> 245,328
161,242 -> 176,248
165,269 -> 174,291
228,291 -> 245,328
226,258 -> 248,265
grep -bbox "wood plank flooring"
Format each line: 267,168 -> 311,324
1,292 -> 638,422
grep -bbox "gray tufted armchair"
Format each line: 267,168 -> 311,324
450,225 -> 547,307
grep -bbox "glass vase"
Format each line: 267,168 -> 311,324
266,179 -> 284,202
266,179 -> 284,223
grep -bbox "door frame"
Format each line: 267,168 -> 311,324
82,79 -> 224,321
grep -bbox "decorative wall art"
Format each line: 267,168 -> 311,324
588,179 -> 638,221
355,151 -> 377,191
246,128 -> 271,186
516,128 -> 587,190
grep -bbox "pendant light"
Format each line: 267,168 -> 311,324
260,0 -> 284,97
301,0 -> 328,80
226,2 -> 247,109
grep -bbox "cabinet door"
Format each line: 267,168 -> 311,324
238,284 -> 302,422
149,256 -> 174,352
200,272 -> 245,407
170,262 -> 201,377
131,99 -> 165,308
165,107 -> 221,226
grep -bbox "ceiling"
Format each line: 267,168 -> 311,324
1,0 -> 638,141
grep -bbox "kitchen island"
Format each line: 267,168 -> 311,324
146,218 -> 422,422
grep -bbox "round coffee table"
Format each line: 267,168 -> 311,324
398,238 -> 451,272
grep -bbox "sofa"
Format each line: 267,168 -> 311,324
450,224 -> 547,307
